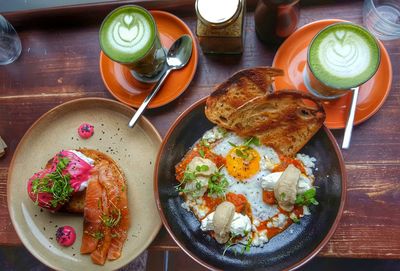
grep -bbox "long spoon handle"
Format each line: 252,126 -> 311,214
128,68 -> 172,128
342,86 -> 359,149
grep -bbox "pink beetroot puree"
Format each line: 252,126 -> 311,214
56,226 -> 76,247
27,150 -> 94,211
52,150 -> 93,192
78,123 -> 94,139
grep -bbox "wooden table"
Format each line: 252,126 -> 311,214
0,0 -> 399,260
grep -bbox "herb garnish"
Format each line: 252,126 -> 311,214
208,170 -> 229,197
31,156 -> 73,208
198,149 -> 205,158
223,234 -> 252,256
229,137 -> 260,162
241,237 -> 253,254
295,188 -> 319,206
196,165 -> 210,172
199,139 -> 210,148
223,235 -> 237,256
217,127 -> 227,137
290,214 -> 300,223
244,137 -> 260,147
90,231 -> 104,240
100,201 -> 122,228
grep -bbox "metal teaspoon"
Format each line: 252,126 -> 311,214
128,35 -> 193,128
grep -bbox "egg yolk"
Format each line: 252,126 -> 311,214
226,146 -> 260,180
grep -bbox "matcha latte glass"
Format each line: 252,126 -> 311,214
99,5 -> 166,83
304,22 -> 381,100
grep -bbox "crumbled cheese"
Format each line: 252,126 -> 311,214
202,126 -> 226,143
200,212 -> 214,231
297,175 -> 312,194
192,204 -> 208,219
181,202 -> 191,212
271,214 -> 287,228
230,213 -> 252,237
261,155 -> 276,171
251,231 -> 268,247
296,153 -> 316,177
253,218 -> 260,227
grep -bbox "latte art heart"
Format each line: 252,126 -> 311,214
124,15 -> 133,26
333,43 -> 352,58
118,24 -> 139,42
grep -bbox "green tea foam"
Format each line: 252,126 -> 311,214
308,23 -> 380,89
100,5 -> 156,63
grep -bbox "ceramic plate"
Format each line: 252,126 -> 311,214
100,10 -> 198,109
272,19 -> 392,129
155,97 -> 346,270
8,98 -> 162,271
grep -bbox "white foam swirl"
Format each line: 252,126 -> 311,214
107,13 -> 151,55
317,30 -> 371,78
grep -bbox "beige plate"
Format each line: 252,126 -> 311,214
7,98 -> 162,271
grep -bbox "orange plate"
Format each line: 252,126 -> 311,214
272,19 -> 392,129
100,10 -> 198,109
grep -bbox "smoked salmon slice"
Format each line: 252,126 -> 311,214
90,186 -> 112,265
80,173 -> 103,254
98,163 -> 130,260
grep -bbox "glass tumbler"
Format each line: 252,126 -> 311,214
0,15 -> 21,65
363,0 -> 400,40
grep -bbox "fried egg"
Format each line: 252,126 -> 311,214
211,133 -> 281,221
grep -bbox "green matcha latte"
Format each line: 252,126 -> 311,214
308,23 -> 380,89
99,5 -> 165,78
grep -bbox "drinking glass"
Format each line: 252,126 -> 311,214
363,0 -> 400,40
99,5 -> 166,83
303,22 -> 381,100
0,15 -> 22,65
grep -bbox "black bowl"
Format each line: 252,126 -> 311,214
155,97 -> 346,271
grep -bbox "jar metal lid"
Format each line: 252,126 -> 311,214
196,0 -> 241,27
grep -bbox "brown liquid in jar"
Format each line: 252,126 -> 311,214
254,0 -> 300,46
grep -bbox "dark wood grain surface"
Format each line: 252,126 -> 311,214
0,0 -> 399,259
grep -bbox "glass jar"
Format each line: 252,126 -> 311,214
254,0 -> 300,46
195,0 -> 246,54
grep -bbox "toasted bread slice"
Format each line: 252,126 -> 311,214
205,67 -> 284,129
229,90 -> 326,156
45,149 -> 125,213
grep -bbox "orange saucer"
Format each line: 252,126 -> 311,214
272,19 -> 392,129
100,10 -> 198,109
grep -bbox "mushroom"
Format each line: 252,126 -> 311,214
212,201 -> 235,244
186,157 -> 217,176
184,176 -> 209,199
183,157 -> 218,199
274,164 -> 300,212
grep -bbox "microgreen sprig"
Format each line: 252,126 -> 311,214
295,188 -> 319,206
208,170 -> 229,197
31,156 -> 73,208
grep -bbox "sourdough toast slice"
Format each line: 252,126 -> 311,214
228,90 -> 326,156
46,149 -> 126,213
205,67 -> 284,129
